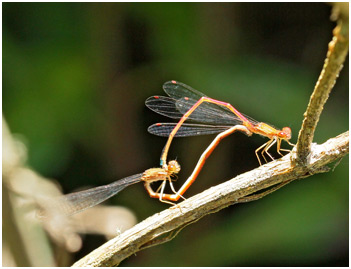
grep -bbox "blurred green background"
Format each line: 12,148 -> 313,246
3,2 -> 348,266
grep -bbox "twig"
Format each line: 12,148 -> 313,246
73,130 -> 349,267
295,9 -> 349,165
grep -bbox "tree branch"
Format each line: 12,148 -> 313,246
296,8 -> 349,165
73,131 -> 349,267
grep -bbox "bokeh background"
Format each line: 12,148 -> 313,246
3,2 -> 348,266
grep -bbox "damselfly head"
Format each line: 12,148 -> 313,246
279,127 -> 292,140
167,160 -> 181,174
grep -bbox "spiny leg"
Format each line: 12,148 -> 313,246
277,139 -> 295,155
155,176 -> 185,201
168,178 -> 186,201
286,140 -> 295,147
276,138 -> 284,156
154,176 -> 174,194
155,184 -> 162,193
158,180 -> 176,206
155,181 -> 164,193
262,138 -> 277,161
255,140 -> 270,165
158,180 -> 166,199
279,148 -> 291,153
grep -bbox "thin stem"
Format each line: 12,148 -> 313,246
295,14 -> 349,165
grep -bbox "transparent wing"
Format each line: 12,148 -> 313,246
163,80 -> 244,124
51,173 -> 142,216
145,96 -> 184,120
163,80 -> 207,100
146,80 -> 263,138
148,123 -> 231,137
145,95 -> 243,125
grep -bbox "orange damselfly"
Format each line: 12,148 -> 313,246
48,160 -> 181,215
146,80 -> 294,168
48,80 -> 294,210
49,125 -> 250,209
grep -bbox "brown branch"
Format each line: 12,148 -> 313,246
295,10 -> 349,165
73,130 -> 349,267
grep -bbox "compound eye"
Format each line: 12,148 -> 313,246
280,127 -> 292,139
168,160 -> 181,173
